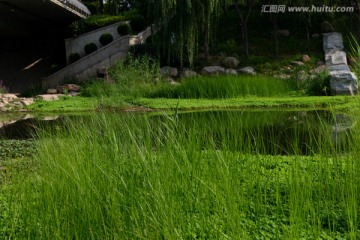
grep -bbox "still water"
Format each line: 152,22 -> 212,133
0,110 -> 356,155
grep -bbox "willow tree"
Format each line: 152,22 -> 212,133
232,0 -> 256,59
151,0 -> 225,66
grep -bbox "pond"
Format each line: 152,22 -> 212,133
1,109 -> 360,239
0,109 -> 355,156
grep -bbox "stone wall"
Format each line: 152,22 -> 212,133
323,32 -> 358,95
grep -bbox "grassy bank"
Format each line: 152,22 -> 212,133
27,95 -> 360,112
1,111 -> 360,238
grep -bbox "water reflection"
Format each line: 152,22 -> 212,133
0,113 -> 60,139
0,110 -> 357,155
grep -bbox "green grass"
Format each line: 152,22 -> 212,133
26,95 -> 360,113
1,110 -> 360,238
150,75 -> 298,99
81,55 -> 159,98
133,95 -> 358,111
27,96 -> 97,112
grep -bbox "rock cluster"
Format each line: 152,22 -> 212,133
0,94 -> 34,111
44,84 -> 82,101
323,32 -> 358,95
159,56 -> 257,85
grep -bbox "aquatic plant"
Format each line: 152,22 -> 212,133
1,110 -> 360,239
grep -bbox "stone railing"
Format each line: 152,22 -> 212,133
51,0 -> 91,18
65,21 -> 127,65
323,32 -> 358,95
42,27 -> 152,89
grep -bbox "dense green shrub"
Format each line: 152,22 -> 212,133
99,33 -> 113,46
84,42 -> 98,55
298,71 -> 331,96
68,53 -> 81,64
129,14 -> 147,32
70,15 -> 125,35
84,2 -> 99,14
117,22 -> 132,35
128,43 -> 158,59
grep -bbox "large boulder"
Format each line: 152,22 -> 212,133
330,70 -> 358,95
310,65 -> 328,74
160,66 -> 178,78
238,67 -> 256,75
325,50 -> 348,65
47,89 -> 58,94
328,64 -> 350,72
1,94 -> 18,102
222,57 -> 239,68
37,94 -> 60,101
225,69 -> 238,75
201,66 -> 225,75
180,69 -> 198,78
323,32 -> 344,52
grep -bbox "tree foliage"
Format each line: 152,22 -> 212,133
150,0 -> 225,66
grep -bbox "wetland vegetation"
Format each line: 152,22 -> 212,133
1,109 -> 360,239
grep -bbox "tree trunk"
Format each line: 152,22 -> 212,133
233,0 -> 253,59
204,22 -> 210,61
242,23 -> 249,59
271,14 -> 279,58
99,0 -> 104,13
304,14 -> 311,53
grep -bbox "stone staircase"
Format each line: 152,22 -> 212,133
323,32 -> 358,95
42,26 -> 152,89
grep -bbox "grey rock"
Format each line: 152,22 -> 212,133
180,69 -> 198,78
274,74 -> 291,80
63,84 -> 81,92
37,94 -> 60,101
325,50 -> 347,65
222,57 -> 239,68
323,32 -> 344,51
290,61 -> 304,66
1,94 -> 18,101
47,89 -> 58,94
160,66 -> 178,78
328,64 -> 350,72
310,65 -> 328,74
330,71 -> 358,95
238,67 -> 256,75
68,91 -> 81,97
201,66 -> 226,75
20,98 -> 34,106
225,69 -> 238,75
